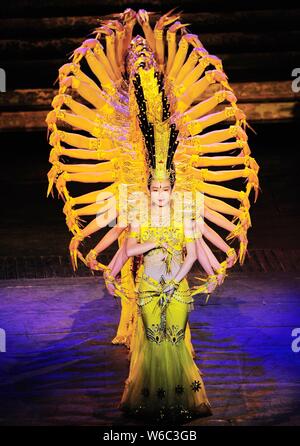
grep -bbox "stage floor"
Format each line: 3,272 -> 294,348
0,272 -> 299,426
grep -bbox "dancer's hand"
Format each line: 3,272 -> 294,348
162,278 -> 180,296
85,249 -> 99,270
227,247 -> 238,268
104,269 -> 117,296
216,273 -> 225,286
160,242 -> 169,250
162,283 -> 176,295
207,277 -> 218,293
86,257 -> 99,270
106,282 -> 116,296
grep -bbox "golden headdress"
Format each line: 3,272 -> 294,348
129,37 -> 179,185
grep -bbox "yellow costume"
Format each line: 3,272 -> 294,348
45,7 -> 260,423
119,206 -> 212,421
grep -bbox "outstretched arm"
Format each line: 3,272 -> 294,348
104,242 -> 129,296
173,218 -> 197,283
163,217 -> 197,295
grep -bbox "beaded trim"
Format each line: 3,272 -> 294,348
120,401 -> 213,423
145,323 -> 185,345
128,230 -> 140,238
138,272 -> 194,307
144,246 -> 183,258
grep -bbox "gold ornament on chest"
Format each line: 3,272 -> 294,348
141,226 -> 183,245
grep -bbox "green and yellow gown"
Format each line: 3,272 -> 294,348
118,214 -> 212,423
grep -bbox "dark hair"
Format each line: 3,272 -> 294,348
147,161 -> 176,191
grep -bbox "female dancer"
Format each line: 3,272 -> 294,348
116,173 -> 213,422
45,7 -> 259,425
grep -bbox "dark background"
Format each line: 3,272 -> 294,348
0,0 -> 299,271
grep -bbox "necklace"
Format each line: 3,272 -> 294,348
150,206 -> 172,227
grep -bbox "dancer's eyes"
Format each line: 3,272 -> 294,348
152,188 -> 169,191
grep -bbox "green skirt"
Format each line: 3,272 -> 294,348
118,271 -> 212,424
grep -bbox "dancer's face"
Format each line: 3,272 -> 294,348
150,179 -> 172,207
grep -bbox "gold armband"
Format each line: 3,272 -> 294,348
154,29 -> 163,40
104,268 -> 116,285
214,90 -> 226,103
185,237 -> 194,243
224,106 -> 235,118
205,71 -> 215,84
128,230 -> 140,239
106,34 -> 115,43
86,249 -> 98,260
72,232 -> 84,242
167,31 -> 176,42
105,275 -> 116,285
226,247 -> 236,257
185,235 -> 197,243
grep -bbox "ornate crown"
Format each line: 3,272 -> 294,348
130,41 -> 179,184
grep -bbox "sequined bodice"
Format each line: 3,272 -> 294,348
140,223 -> 185,252
127,207 -> 190,280
140,219 -> 185,278
137,205 -> 184,251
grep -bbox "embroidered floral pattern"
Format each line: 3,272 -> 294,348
140,226 -> 185,251
191,380 -> 202,392
146,324 -> 165,344
145,323 -> 185,345
166,325 -> 185,344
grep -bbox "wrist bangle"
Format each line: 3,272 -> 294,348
226,247 -> 236,257
72,232 -> 84,242
90,249 -> 98,258
171,278 -> 180,289
86,249 -> 98,261
105,273 -> 116,284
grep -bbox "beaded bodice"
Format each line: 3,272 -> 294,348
128,203 -> 198,245
127,205 -> 200,279
138,205 -> 186,253
140,222 -> 185,253
140,216 -> 185,275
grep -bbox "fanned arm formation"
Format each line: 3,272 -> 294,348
45,7 -> 260,302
